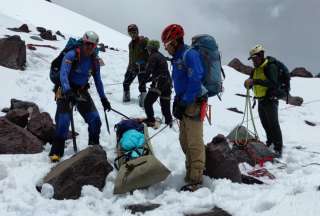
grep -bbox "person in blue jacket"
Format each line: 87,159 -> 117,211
49,31 -> 111,162
161,24 -> 207,192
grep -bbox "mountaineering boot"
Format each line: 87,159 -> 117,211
50,154 -> 61,163
274,149 -> 282,158
123,91 -> 130,102
138,92 -> 147,107
180,183 -> 203,192
88,139 -> 100,146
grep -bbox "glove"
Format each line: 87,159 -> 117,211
64,90 -> 76,105
244,79 -> 253,89
101,97 -> 111,111
173,99 -> 186,120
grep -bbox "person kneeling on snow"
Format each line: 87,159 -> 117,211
49,31 -> 111,162
142,40 -> 173,128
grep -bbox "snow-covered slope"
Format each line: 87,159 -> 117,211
0,1 -> 320,216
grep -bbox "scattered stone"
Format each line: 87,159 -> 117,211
40,30 -> 57,41
7,24 -> 31,33
290,67 -> 314,78
227,107 -> 243,114
185,207 -> 232,216
37,146 -> 113,200
125,203 -> 161,214
36,27 -> 46,33
241,174 -> 264,185
98,43 -> 106,52
228,58 -> 253,75
0,35 -> 26,70
0,117 -> 43,154
30,35 -> 44,41
304,120 -> 316,127
56,31 -> 65,39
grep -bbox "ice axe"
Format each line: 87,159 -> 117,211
69,102 -> 78,153
104,110 -> 110,134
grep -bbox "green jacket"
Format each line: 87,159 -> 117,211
128,36 -> 149,70
250,56 -> 280,98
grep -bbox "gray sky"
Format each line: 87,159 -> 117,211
54,0 -> 319,74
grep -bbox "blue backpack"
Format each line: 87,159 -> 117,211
183,34 -> 225,98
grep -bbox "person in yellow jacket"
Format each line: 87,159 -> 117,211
244,44 -> 283,157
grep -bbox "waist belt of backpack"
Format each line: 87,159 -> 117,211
70,83 -> 90,94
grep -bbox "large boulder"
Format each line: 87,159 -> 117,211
290,67 -> 313,78
5,108 -> 29,128
37,146 -> 113,200
0,35 -> 26,70
27,112 -> 55,143
0,117 -> 43,154
228,58 -> 253,75
204,134 -> 242,183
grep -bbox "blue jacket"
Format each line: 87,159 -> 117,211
60,49 -> 106,99
171,45 -> 205,104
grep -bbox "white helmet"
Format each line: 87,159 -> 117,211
82,31 -> 99,44
248,44 -> 264,60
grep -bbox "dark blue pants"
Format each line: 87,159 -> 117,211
49,91 -> 101,156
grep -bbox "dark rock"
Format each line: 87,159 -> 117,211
0,117 -> 43,154
27,44 -> 37,50
40,30 -> 57,41
5,108 -> 29,128
226,107 -> 243,114
125,203 -> 161,214
7,24 -> 31,33
228,58 -> 253,75
7,98 -> 40,115
56,31 -> 65,39
304,120 -> 316,127
280,95 -> 303,106
1,108 -> 10,113
241,174 -> 264,185
37,146 -> 113,200
98,43 -> 106,52
316,73 -> 320,78
204,134 -> 242,183
27,112 -> 55,143
317,185 -> 320,191
185,207 -> 232,216
290,67 -> 313,78
30,36 -> 44,41
0,35 -> 26,70
110,47 -> 115,51
36,27 -> 46,33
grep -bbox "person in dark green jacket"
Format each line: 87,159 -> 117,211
123,24 -> 149,107
244,44 -> 283,157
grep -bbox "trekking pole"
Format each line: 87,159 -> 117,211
148,124 -> 169,141
104,110 -> 110,134
69,102 -> 78,153
111,108 -> 130,119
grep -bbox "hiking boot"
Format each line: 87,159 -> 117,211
88,139 -> 99,146
138,92 -> 147,107
180,183 -> 202,192
50,154 -> 61,163
274,149 -> 282,158
123,91 -> 130,102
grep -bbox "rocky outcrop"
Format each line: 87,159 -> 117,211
290,67 -> 313,78
228,58 -> 253,75
5,108 -> 29,128
37,146 -> 113,200
204,134 -> 242,183
27,112 -> 55,143
0,35 -> 26,70
0,117 -> 43,154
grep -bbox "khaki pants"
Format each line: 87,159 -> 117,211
179,103 -> 205,184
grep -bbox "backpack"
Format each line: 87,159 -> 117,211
183,34 -> 225,98
266,56 -> 290,101
49,38 -> 98,87
114,119 -> 144,140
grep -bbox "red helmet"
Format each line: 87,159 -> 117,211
161,24 -> 184,44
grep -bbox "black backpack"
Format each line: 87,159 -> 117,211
266,56 -> 290,102
49,38 -> 97,89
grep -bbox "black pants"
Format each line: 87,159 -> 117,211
144,88 -> 172,124
123,67 -> 147,93
258,99 -> 283,152
50,91 -> 101,157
